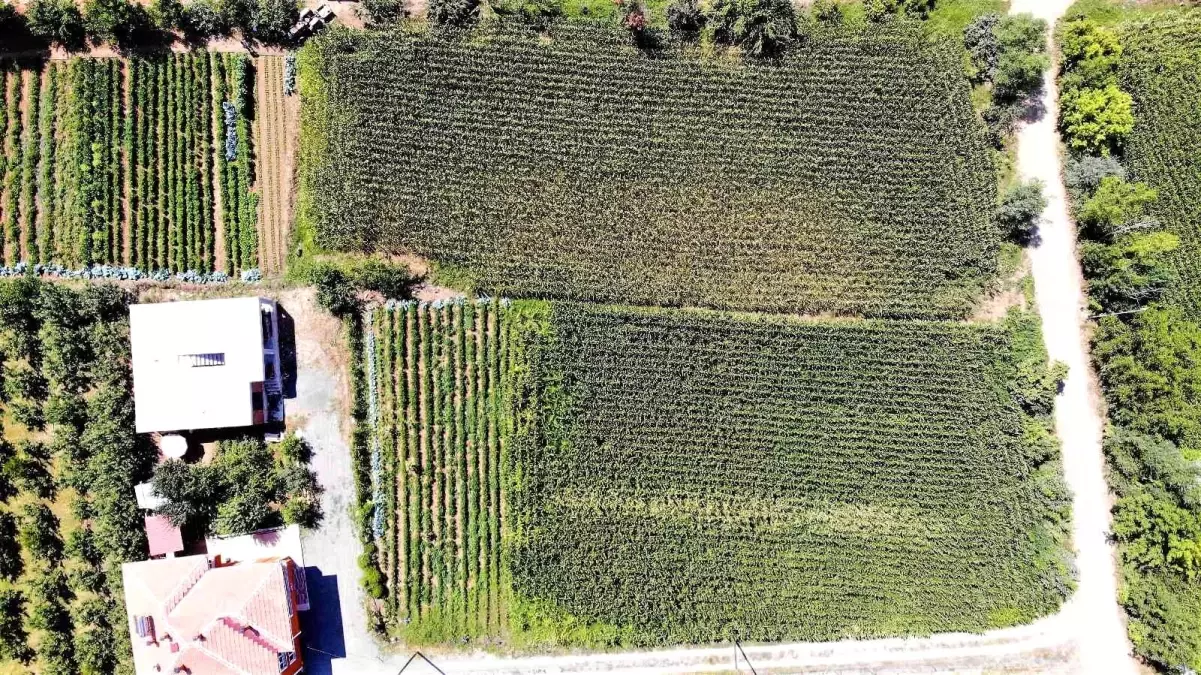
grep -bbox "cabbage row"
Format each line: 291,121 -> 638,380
1119,14 -> 1201,316
303,23 -> 999,319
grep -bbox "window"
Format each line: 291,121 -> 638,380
178,353 -> 225,367
277,651 -> 296,672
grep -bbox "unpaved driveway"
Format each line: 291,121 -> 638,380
1010,0 -> 1136,672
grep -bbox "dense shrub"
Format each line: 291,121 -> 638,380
1060,84 -> 1134,156
359,0 -> 404,25
26,0 -> 87,50
999,180 -> 1046,245
666,0 -> 704,36
710,0 -> 796,57
427,0 -> 480,28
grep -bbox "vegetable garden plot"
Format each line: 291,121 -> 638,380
369,299 -> 510,642
366,301 -> 1072,646
301,23 -> 1000,320
0,55 -> 260,275
1119,14 -> 1201,316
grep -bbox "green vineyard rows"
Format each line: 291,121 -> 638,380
0,55 -> 259,274
303,23 -> 1000,319
1119,14 -> 1201,315
370,299 -> 512,642
365,301 -> 1072,646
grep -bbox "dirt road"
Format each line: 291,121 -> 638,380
1010,0 -> 1135,672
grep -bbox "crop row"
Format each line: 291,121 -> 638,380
303,23 -> 999,319
0,56 -> 262,275
370,299 -> 510,641
1119,15 -> 1201,317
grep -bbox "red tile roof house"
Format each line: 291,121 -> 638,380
121,555 -> 305,675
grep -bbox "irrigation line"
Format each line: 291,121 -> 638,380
734,641 -> 760,675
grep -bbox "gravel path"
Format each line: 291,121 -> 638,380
1010,0 -> 1136,671
296,7 -> 1135,671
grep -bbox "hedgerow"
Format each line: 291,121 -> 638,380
1059,6 -> 1201,672
302,22 -> 999,319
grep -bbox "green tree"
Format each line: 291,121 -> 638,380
250,0 -> 295,44
427,0 -> 479,28
1059,18 -> 1121,88
710,0 -> 796,58
1083,232 -> 1179,312
180,0 -> 225,40
1078,176 -> 1158,240
0,588 -> 31,663
998,179 -> 1046,245
150,0 -> 183,29
1060,84 -> 1135,155
25,0 -> 87,50
19,503 -> 63,565
1093,308 -> 1201,450
0,512 -> 22,581
358,0 -> 404,26
1104,428 -> 1201,506
83,0 -> 154,48
151,459 -> 221,529
1114,490 -> 1201,579
220,0 -> 254,32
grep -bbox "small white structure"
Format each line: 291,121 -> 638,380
134,482 -> 166,511
130,297 -> 284,434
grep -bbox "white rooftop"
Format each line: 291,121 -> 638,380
130,297 -> 270,433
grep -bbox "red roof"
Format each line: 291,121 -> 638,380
144,515 -> 184,557
122,555 -> 300,675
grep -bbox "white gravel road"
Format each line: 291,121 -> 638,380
1010,0 -> 1135,672
300,5 -> 1136,672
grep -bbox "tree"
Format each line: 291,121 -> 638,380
152,459 -> 221,529
427,0 -> 479,28
994,49 -> 1048,101
964,14 -> 1001,83
1104,428 -> 1201,507
864,0 -> 932,22
666,0 -> 704,36
312,266 -> 360,317
1114,490 -> 1201,579
1082,232 -> 1179,312
809,0 -> 841,25
1093,308 -> 1201,449
150,0 -> 183,29
180,0 -> 226,40
83,0 -> 155,48
220,0 -> 254,33
998,179 -> 1046,245
358,0 -> 404,26
1059,84 -> 1134,155
1065,154 -> 1125,198
25,0 -> 87,50
0,512 -> 22,581
0,588 -> 31,663
1078,176 -> 1158,240
19,503 -> 63,565
710,0 -> 796,58
1059,18 -> 1121,89
250,0 -> 296,44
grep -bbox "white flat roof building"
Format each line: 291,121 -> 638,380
130,297 -> 284,434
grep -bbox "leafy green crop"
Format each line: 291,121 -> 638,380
303,22 -> 999,319
1118,13 -> 1201,316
